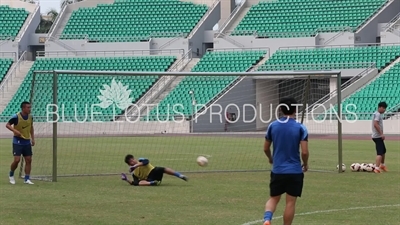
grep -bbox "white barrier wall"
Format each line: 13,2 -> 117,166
306,120 -> 400,135
0,121 -> 190,137
0,120 -> 398,137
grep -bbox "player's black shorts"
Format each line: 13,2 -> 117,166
147,167 -> 165,182
13,144 -> 32,157
372,138 -> 386,155
270,172 -> 304,197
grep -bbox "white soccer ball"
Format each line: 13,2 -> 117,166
350,163 -> 361,172
360,163 -> 368,172
197,156 -> 208,167
365,164 -> 374,172
337,163 -> 346,172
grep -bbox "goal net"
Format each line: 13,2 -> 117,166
27,70 -> 343,181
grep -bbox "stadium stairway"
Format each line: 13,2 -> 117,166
144,50 -> 268,121
313,57 -> 400,120
121,57 -> 201,121
0,61 -> 34,114
217,1 -> 251,36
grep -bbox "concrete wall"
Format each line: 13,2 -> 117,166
316,32 -> 355,46
355,0 -> 400,44
305,119 -> 400,135
29,34 -> 46,46
193,77 -> 257,132
0,42 -> 18,59
214,36 -> 316,55
0,121 -> 190,137
18,6 -> 41,55
150,38 -> 190,54
44,41 -> 186,58
189,2 -> 221,56
380,32 -> 400,44
255,79 -> 279,131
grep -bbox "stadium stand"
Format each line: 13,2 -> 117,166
0,58 -> 13,83
259,45 -> 400,71
232,0 -> 387,38
146,50 -> 267,121
60,0 -> 208,42
0,56 -> 177,122
328,62 -> 400,120
0,5 -> 29,40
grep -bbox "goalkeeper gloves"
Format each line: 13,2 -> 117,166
121,173 -> 128,181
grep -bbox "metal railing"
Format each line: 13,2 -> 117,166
206,46 -> 271,58
383,12 -> 400,31
256,62 -> 376,72
47,36 -> 78,55
304,63 -> 376,113
278,42 -> 400,51
322,27 -> 352,46
188,0 -> 220,38
0,52 -> 17,61
355,0 -> 393,32
216,0 -> 247,36
122,50 -> 192,119
0,51 -> 27,97
158,33 -> 186,49
169,50 -> 192,72
0,36 -> 13,47
386,25 -> 400,37
48,2 -> 69,38
15,4 -> 39,42
36,49 -> 185,58
216,33 -> 245,48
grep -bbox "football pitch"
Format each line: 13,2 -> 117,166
0,135 -> 399,225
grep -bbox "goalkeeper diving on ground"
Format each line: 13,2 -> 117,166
121,154 -> 188,186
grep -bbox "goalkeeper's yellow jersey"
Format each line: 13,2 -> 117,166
133,164 -> 155,180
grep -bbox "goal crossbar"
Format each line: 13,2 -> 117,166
32,70 -> 344,182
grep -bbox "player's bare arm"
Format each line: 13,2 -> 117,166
30,124 -> 35,146
5,123 -> 21,137
300,140 -> 309,172
373,120 -> 384,140
264,140 -> 273,164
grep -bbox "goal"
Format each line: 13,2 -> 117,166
26,70 -> 344,182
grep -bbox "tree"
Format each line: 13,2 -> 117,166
35,9 -> 58,33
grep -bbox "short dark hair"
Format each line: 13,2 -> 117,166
378,102 -> 387,109
124,154 -> 134,164
279,97 -> 298,115
20,101 -> 31,109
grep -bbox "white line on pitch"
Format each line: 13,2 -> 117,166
241,204 -> 400,225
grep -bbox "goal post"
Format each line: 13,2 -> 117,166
28,70 -> 343,182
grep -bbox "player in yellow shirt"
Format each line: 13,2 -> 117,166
121,154 -> 188,186
6,101 -> 35,185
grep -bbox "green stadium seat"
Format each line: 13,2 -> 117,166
60,0 -> 208,42
0,56 -> 176,122
0,5 -> 29,40
0,58 -> 13,83
325,63 -> 400,120
145,50 -> 267,121
232,0 -> 386,38
259,45 -> 400,71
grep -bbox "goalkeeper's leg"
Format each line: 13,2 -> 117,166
121,173 -> 160,186
162,167 -> 188,181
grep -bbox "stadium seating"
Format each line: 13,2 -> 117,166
0,56 -> 176,122
146,50 -> 267,121
61,0 -> 208,42
327,62 -> 400,120
0,58 -> 13,83
0,5 -> 29,40
259,45 -> 400,71
232,0 -> 387,38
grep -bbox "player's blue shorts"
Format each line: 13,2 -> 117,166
13,144 -> 33,157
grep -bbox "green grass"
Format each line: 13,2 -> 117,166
0,136 -> 399,225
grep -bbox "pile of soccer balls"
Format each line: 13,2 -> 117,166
350,163 -> 377,172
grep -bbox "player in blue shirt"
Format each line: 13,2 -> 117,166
262,97 -> 309,225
